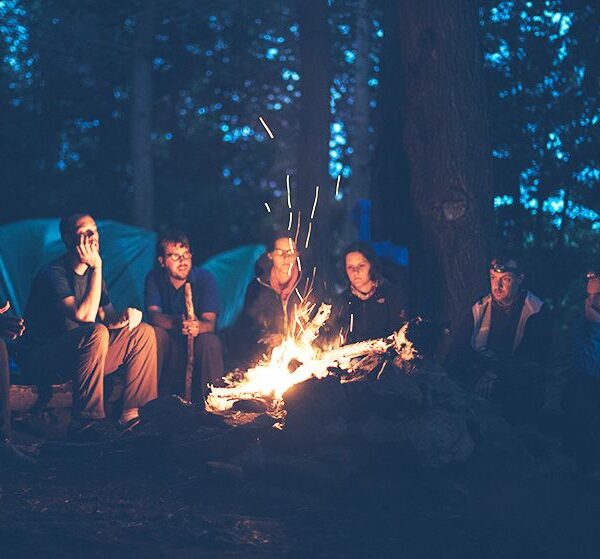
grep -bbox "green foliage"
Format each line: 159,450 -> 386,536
0,0 -> 597,279
480,0 -> 599,250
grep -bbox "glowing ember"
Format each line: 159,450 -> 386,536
294,287 -> 304,303
294,211 -> 302,244
304,221 -> 313,249
310,185 -> 320,220
286,175 -> 292,208
287,211 -> 293,231
335,175 -> 341,197
264,202 -> 271,213
258,116 -> 274,139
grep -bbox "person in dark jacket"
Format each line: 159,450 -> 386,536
0,301 -> 34,464
231,232 -> 304,367
447,254 -> 552,423
562,269 -> 600,472
326,242 -> 408,347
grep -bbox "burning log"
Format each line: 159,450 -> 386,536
206,310 -> 418,414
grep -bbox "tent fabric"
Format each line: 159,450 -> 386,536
0,219 -> 263,330
202,244 -> 265,329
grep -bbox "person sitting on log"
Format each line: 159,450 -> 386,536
562,268 -> 600,474
227,232 -> 305,367
447,254 -> 551,423
144,229 -> 224,402
16,213 -> 157,442
324,242 -> 409,348
0,302 -> 35,464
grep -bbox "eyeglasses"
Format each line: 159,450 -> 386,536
166,251 -> 192,263
272,249 -> 297,258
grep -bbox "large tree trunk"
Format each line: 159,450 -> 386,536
372,0 -> 410,245
296,0 -> 332,283
131,1 -> 156,230
345,0 -> 372,242
396,0 -> 493,333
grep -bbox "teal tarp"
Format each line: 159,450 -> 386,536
0,219 -> 263,329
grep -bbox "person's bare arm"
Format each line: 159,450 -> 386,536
181,312 -> 217,337
146,305 -> 180,331
58,235 -> 103,323
0,301 -> 25,340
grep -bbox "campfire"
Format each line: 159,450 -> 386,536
206,302 -> 418,414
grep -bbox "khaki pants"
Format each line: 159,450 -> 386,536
21,323 -> 157,420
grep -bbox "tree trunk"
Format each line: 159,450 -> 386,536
345,0 -> 372,242
396,0 -> 493,332
296,0 -> 332,283
372,0 -> 411,245
131,1 -> 156,229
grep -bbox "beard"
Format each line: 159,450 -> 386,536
170,267 -> 190,281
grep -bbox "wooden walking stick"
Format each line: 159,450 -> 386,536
184,282 -> 196,402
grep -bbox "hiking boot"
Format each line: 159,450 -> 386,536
67,419 -> 115,443
0,437 -> 37,466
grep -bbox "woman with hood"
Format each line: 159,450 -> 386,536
232,232 -> 304,366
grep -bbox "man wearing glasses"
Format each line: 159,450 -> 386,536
145,230 -> 224,402
448,254 -> 551,423
18,213 -> 157,442
563,269 -> 600,475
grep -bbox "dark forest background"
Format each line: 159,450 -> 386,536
0,0 -> 598,333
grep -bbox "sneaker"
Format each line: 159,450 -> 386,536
117,416 -> 141,436
67,419 -> 115,443
0,437 -> 37,466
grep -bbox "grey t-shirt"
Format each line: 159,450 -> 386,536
21,255 -> 110,348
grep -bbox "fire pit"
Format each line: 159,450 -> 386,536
206,303 -> 418,421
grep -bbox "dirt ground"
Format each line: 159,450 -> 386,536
2,412 -> 600,559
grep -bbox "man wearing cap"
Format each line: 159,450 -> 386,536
448,254 -> 552,422
563,270 -> 600,473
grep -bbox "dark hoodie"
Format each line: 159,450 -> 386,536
230,253 -> 304,366
325,279 -> 408,346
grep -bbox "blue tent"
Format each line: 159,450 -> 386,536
0,219 -> 263,329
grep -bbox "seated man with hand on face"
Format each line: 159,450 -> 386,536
18,213 -> 158,442
144,230 -> 224,403
447,254 -> 552,423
